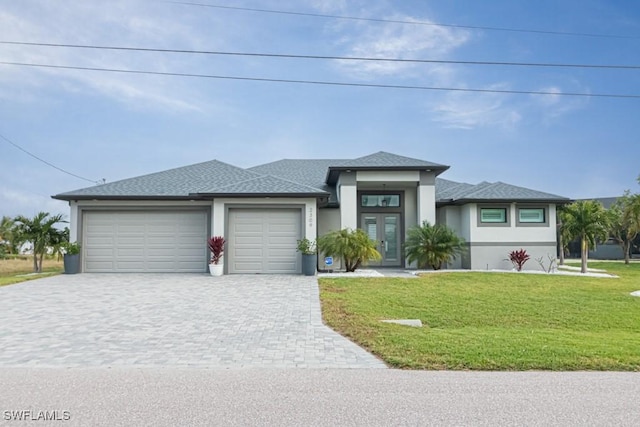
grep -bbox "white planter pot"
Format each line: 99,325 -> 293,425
209,263 -> 224,276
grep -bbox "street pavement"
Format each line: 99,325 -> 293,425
1,368 -> 638,426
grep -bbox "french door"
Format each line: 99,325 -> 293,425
361,213 -> 402,267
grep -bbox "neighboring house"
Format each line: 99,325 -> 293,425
567,197 -> 640,260
52,151 -> 569,273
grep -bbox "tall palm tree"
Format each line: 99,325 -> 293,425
404,221 -> 466,270
610,192 -> 640,264
561,201 -> 609,273
14,212 -> 65,272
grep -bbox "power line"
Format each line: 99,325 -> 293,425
165,1 -> 640,40
0,132 -> 99,184
1,60 -> 638,99
2,41 -> 639,70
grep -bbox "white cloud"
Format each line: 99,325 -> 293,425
431,84 -> 522,130
0,0 -> 220,113
332,14 -> 470,79
530,85 -> 589,122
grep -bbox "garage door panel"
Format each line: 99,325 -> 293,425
229,209 -> 300,274
83,210 -> 207,273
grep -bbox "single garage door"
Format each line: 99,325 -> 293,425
228,209 -> 301,274
83,210 -> 208,273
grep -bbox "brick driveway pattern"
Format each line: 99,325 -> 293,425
0,274 -> 385,369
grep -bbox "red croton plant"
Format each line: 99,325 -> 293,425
207,236 -> 226,265
508,248 -> 530,271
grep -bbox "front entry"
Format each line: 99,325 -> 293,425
361,213 -> 402,267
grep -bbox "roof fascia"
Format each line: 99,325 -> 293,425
325,165 -> 450,185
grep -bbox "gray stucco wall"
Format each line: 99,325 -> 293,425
470,244 -> 557,271
317,207 -> 342,270
588,244 -> 625,260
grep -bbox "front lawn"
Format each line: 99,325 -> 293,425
0,257 -> 63,286
319,262 -> 640,370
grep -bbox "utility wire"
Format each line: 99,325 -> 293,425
0,132 -> 99,184
165,1 -> 640,40
1,61 -> 638,99
2,41 -> 639,70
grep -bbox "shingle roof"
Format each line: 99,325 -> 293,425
52,152 -> 568,203
248,159 -> 348,203
435,178 -> 568,203
325,151 -> 449,184
341,151 -> 448,168
53,159 -> 329,200
196,175 -> 329,195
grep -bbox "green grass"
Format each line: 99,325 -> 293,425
319,262 -> 640,370
0,257 -> 63,287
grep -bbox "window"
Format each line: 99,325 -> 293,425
518,208 -> 545,223
361,194 -> 400,208
480,208 -> 507,223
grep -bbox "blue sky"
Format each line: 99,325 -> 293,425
1,0 -> 639,218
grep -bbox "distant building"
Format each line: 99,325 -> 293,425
566,197 -> 640,260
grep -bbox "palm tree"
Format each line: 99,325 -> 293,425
610,192 -> 640,264
561,201 -> 609,273
556,206 -> 573,266
404,221 -> 466,270
317,228 -> 381,272
0,215 -> 21,255
14,212 -> 65,272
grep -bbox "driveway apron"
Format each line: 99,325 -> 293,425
0,274 -> 386,369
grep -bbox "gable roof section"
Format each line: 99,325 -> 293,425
326,151 -> 449,184
53,159 -> 329,201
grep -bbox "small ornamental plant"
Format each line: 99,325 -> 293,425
296,238 -> 317,255
508,248 -> 530,271
62,241 -> 81,255
207,236 -> 225,265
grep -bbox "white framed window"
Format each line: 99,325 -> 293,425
480,208 -> 507,223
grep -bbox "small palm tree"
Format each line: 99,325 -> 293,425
561,201 -> 609,273
14,212 -> 65,272
317,228 -> 381,272
404,221 -> 465,270
0,215 -> 21,255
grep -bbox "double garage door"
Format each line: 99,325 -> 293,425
83,210 -> 208,273
83,208 -> 301,274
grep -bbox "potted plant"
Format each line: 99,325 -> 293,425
62,241 -> 81,274
297,237 -> 317,276
207,236 -> 225,276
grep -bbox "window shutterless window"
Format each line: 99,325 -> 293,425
480,208 -> 507,223
518,208 -> 545,223
361,194 -> 400,208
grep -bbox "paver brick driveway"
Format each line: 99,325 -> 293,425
0,274 -> 385,369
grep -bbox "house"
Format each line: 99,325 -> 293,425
52,151 -> 569,273
567,197 -> 640,260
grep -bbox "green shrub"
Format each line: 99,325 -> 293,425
317,228 -> 381,272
